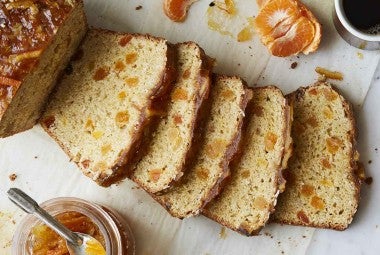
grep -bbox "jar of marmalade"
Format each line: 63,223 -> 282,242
12,197 -> 135,255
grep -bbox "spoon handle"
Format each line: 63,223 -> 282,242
7,188 -> 81,245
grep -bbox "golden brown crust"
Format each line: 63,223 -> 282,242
0,0 -> 83,121
273,82 -> 361,230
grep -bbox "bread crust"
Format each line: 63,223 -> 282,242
273,82 -> 361,230
203,86 -> 290,236
131,42 -> 214,193
154,75 -> 252,218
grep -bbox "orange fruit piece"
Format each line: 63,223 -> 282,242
253,0 -> 321,57
163,0 -> 198,22
268,16 -> 315,57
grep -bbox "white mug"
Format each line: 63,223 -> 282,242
333,0 -> 380,50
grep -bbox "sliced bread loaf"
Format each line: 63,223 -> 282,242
154,75 -> 252,218
131,42 -> 213,193
203,86 -> 292,236
41,29 -> 177,187
0,0 -> 87,137
272,82 -> 361,230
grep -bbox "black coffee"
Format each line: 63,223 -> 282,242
343,0 -> 380,30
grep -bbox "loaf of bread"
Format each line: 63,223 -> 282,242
203,86 -> 292,235
273,82 -> 361,230
41,29 -> 177,187
154,75 -> 252,218
0,0 -> 87,137
131,42 -> 213,193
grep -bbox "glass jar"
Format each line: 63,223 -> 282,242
12,197 -> 135,255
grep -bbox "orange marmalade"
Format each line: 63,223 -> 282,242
29,212 -> 106,255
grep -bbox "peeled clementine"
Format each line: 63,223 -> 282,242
253,0 -> 321,57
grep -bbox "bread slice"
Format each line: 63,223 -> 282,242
273,82 -> 361,230
0,0 -> 87,137
131,42 -> 213,193
203,86 -> 292,236
154,75 -> 252,218
41,29 -> 177,187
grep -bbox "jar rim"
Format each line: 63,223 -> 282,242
12,197 -> 124,255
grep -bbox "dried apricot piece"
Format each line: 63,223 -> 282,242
326,137 -> 343,154
173,114 -> 183,125
118,91 -> 126,100
182,69 -> 191,79
93,67 -> 109,81
321,157 -> 332,169
115,60 -> 126,72
310,196 -> 325,210
220,89 -> 235,100
265,132 -> 278,151
126,53 -> 138,64
101,144 -> 112,156
115,111 -> 130,128
196,167 -> 209,180
297,210 -> 310,224
163,0 -> 198,22
125,77 -> 139,87
149,169 -> 163,182
92,130 -> 104,139
253,196 -> 268,210
300,184 -> 315,197
84,119 -> 95,132
323,106 -> 334,119
205,139 -> 226,159
322,88 -> 339,101
171,87 -> 188,101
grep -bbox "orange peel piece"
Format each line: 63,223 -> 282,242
163,0 -> 198,22
315,67 -> 344,80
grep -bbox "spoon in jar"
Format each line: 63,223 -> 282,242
7,188 -> 106,255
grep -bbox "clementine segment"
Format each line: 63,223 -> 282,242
253,0 -> 321,57
163,0 -> 198,22
269,16 -> 315,57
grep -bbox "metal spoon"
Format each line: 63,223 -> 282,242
7,188 -> 106,255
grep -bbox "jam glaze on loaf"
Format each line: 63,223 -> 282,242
0,0 -> 87,137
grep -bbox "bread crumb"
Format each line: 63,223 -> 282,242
290,62 -> 298,69
368,160 -> 372,164
34,156 -> 38,159
357,52 -> 363,59
209,2 -> 215,6
364,177 -> 373,185
9,173 -> 17,181
135,5 -> 142,10
219,227 -> 227,239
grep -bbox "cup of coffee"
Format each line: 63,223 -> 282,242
333,0 -> 380,50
